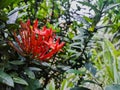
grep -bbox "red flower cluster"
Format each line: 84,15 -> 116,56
14,20 -> 65,61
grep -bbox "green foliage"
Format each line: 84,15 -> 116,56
13,77 -> 28,86
0,0 -> 18,9
0,0 -> 120,90
24,79 -> 41,90
0,71 -> 14,87
45,79 -> 55,90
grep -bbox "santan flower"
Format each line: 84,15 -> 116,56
13,19 -> 65,61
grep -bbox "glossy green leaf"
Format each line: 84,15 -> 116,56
29,67 -> 41,71
9,61 -> 24,65
13,77 -> 28,86
25,69 -> 35,79
0,71 -> 14,87
67,69 -> 86,74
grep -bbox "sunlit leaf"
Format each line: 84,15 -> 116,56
45,79 -> 55,90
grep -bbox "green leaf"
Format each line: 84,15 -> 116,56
0,14 -> 8,21
60,79 -> 68,90
85,63 -> 97,76
78,1 -> 100,13
0,0 -> 16,9
0,23 -> 5,29
9,61 -> 24,65
25,69 -> 35,79
60,74 -> 77,90
97,0 -> 104,10
45,79 -> 55,90
29,67 -> 41,71
103,3 -> 120,13
24,79 -> 41,90
70,87 -> 90,90
67,69 -> 86,74
105,84 -> 120,90
13,77 -> 28,86
0,71 -> 14,87
83,16 -> 93,23
68,32 -> 74,39
103,39 -> 120,83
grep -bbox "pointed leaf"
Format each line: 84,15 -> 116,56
25,69 -> 35,79
0,71 -> 14,87
103,3 -> 120,13
45,79 -> 55,90
13,77 -> 28,86
67,69 -> 86,74
9,60 -> 24,65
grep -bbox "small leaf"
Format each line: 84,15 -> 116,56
67,69 -> 86,74
9,60 -> 24,65
29,67 -> 41,71
83,16 -> 93,23
13,77 -> 28,86
25,69 -> 35,79
0,71 -> 14,87
57,65 -> 71,70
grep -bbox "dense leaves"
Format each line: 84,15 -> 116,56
0,0 -> 120,90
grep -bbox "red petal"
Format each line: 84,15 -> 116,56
27,19 -> 30,26
33,19 -> 38,29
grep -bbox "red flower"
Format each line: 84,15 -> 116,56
14,19 -> 65,61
